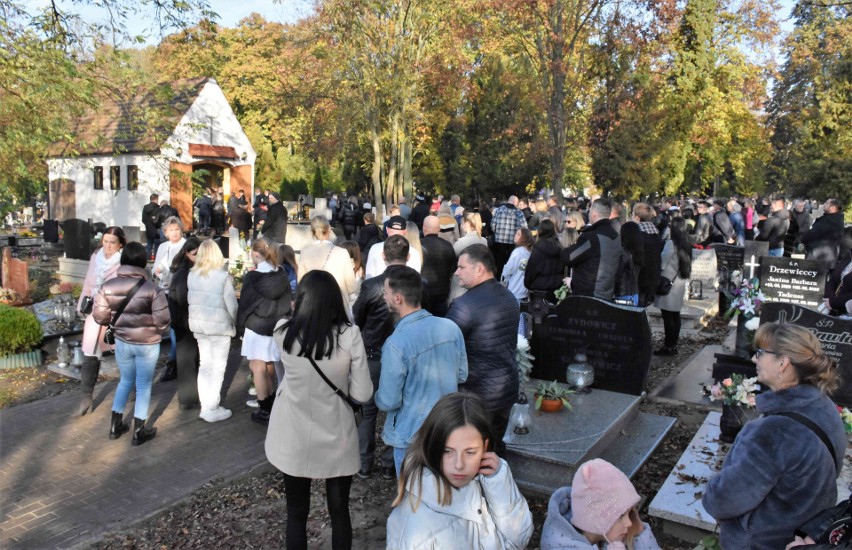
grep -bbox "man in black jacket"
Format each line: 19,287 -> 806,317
800,198 -> 845,270
261,192 -> 287,245
756,197 -> 790,257
446,244 -> 519,456
420,216 -> 457,317
561,198 -> 622,301
689,201 -> 713,246
142,193 -> 160,260
710,199 -> 735,244
352,236 -> 409,479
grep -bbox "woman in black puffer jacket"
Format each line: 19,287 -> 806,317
237,239 -> 292,425
168,236 -> 202,410
524,219 -> 564,302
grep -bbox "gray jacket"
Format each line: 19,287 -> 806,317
187,269 -> 238,337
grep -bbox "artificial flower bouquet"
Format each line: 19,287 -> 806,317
704,374 -> 760,407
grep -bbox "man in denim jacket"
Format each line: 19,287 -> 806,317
375,265 -> 468,474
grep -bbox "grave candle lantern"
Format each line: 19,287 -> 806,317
512,392 -> 530,435
566,353 -> 594,393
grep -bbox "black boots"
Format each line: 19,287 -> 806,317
251,395 -> 274,426
72,356 -> 100,417
161,359 -> 177,382
109,411 -> 129,439
131,417 -> 157,446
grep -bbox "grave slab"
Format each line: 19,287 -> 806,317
504,382 -> 675,499
651,345 -> 725,405
57,257 -> 89,285
649,411 -> 852,544
646,291 -> 719,333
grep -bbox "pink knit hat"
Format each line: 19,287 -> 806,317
571,459 -> 640,536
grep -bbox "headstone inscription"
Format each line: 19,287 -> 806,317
761,302 -> 852,405
1,248 -> 31,304
691,249 -> 718,290
709,244 -> 743,291
529,296 -> 652,395
61,219 -> 94,261
759,257 -> 827,310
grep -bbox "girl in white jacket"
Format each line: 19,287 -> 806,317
188,240 -> 238,423
386,393 -> 533,549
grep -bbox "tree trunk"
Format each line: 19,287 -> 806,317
403,137 -> 413,204
370,116 -> 384,216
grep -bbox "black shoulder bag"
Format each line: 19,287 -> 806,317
773,411 -> 850,546
303,349 -> 363,427
104,279 -> 145,345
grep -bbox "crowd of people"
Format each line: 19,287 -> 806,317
71,188 -> 848,549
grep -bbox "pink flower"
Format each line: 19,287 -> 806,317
722,378 -> 733,387
748,395 -> 756,407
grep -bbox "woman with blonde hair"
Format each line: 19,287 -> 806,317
298,216 -> 357,310
703,322 -> 846,549
188,240 -> 238,423
405,221 -> 423,259
453,212 -> 487,256
386,392 -> 533,548
237,238 -> 291,425
561,209 -> 586,248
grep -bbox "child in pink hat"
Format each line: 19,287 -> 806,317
540,458 -> 661,549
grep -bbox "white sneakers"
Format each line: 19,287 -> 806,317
199,406 -> 232,423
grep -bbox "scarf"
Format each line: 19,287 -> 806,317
94,247 -> 121,292
638,221 -> 659,235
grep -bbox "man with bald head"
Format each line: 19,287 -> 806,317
490,195 -> 528,274
420,215 -> 457,317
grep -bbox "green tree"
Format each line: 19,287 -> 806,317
767,2 -> 851,209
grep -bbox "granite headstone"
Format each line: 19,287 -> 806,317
709,244 -> 744,293
759,257 -> 827,310
1,248 -> 30,303
61,219 -> 94,260
761,302 -> 852,405
530,296 -> 652,395
691,249 -> 718,290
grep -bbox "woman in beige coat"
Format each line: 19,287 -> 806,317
267,270 -> 372,550
297,215 -> 356,311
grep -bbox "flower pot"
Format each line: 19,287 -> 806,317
0,349 -> 43,369
719,404 -> 748,443
536,396 -> 563,413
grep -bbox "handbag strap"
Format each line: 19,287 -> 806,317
772,411 -> 838,472
299,336 -> 356,407
111,278 -> 145,327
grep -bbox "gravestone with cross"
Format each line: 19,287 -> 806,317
759,257 -> 828,310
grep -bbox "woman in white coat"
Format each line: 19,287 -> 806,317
72,226 -> 126,416
266,270 -> 372,550
386,392 -> 533,550
188,240 -> 238,423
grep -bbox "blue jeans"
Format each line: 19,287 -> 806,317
768,248 -> 783,257
113,339 -> 159,420
168,328 -> 177,362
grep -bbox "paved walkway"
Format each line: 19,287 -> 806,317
0,344 -> 269,549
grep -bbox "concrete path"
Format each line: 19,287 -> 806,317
0,344 -> 268,549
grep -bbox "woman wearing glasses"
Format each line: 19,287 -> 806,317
702,322 -> 845,550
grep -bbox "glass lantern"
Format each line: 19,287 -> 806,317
56,336 -> 71,368
512,393 -> 531,435
566,353 -> 594,393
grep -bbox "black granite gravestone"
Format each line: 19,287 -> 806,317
761,302 -> 852,405
61,219 -> 94,260
43,220 -> 59,243
744,241 -> 769,275
759,257 -> 828,310
530,296 -> 652,395
710,244 -> 744,292
691,248 -> 718,290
